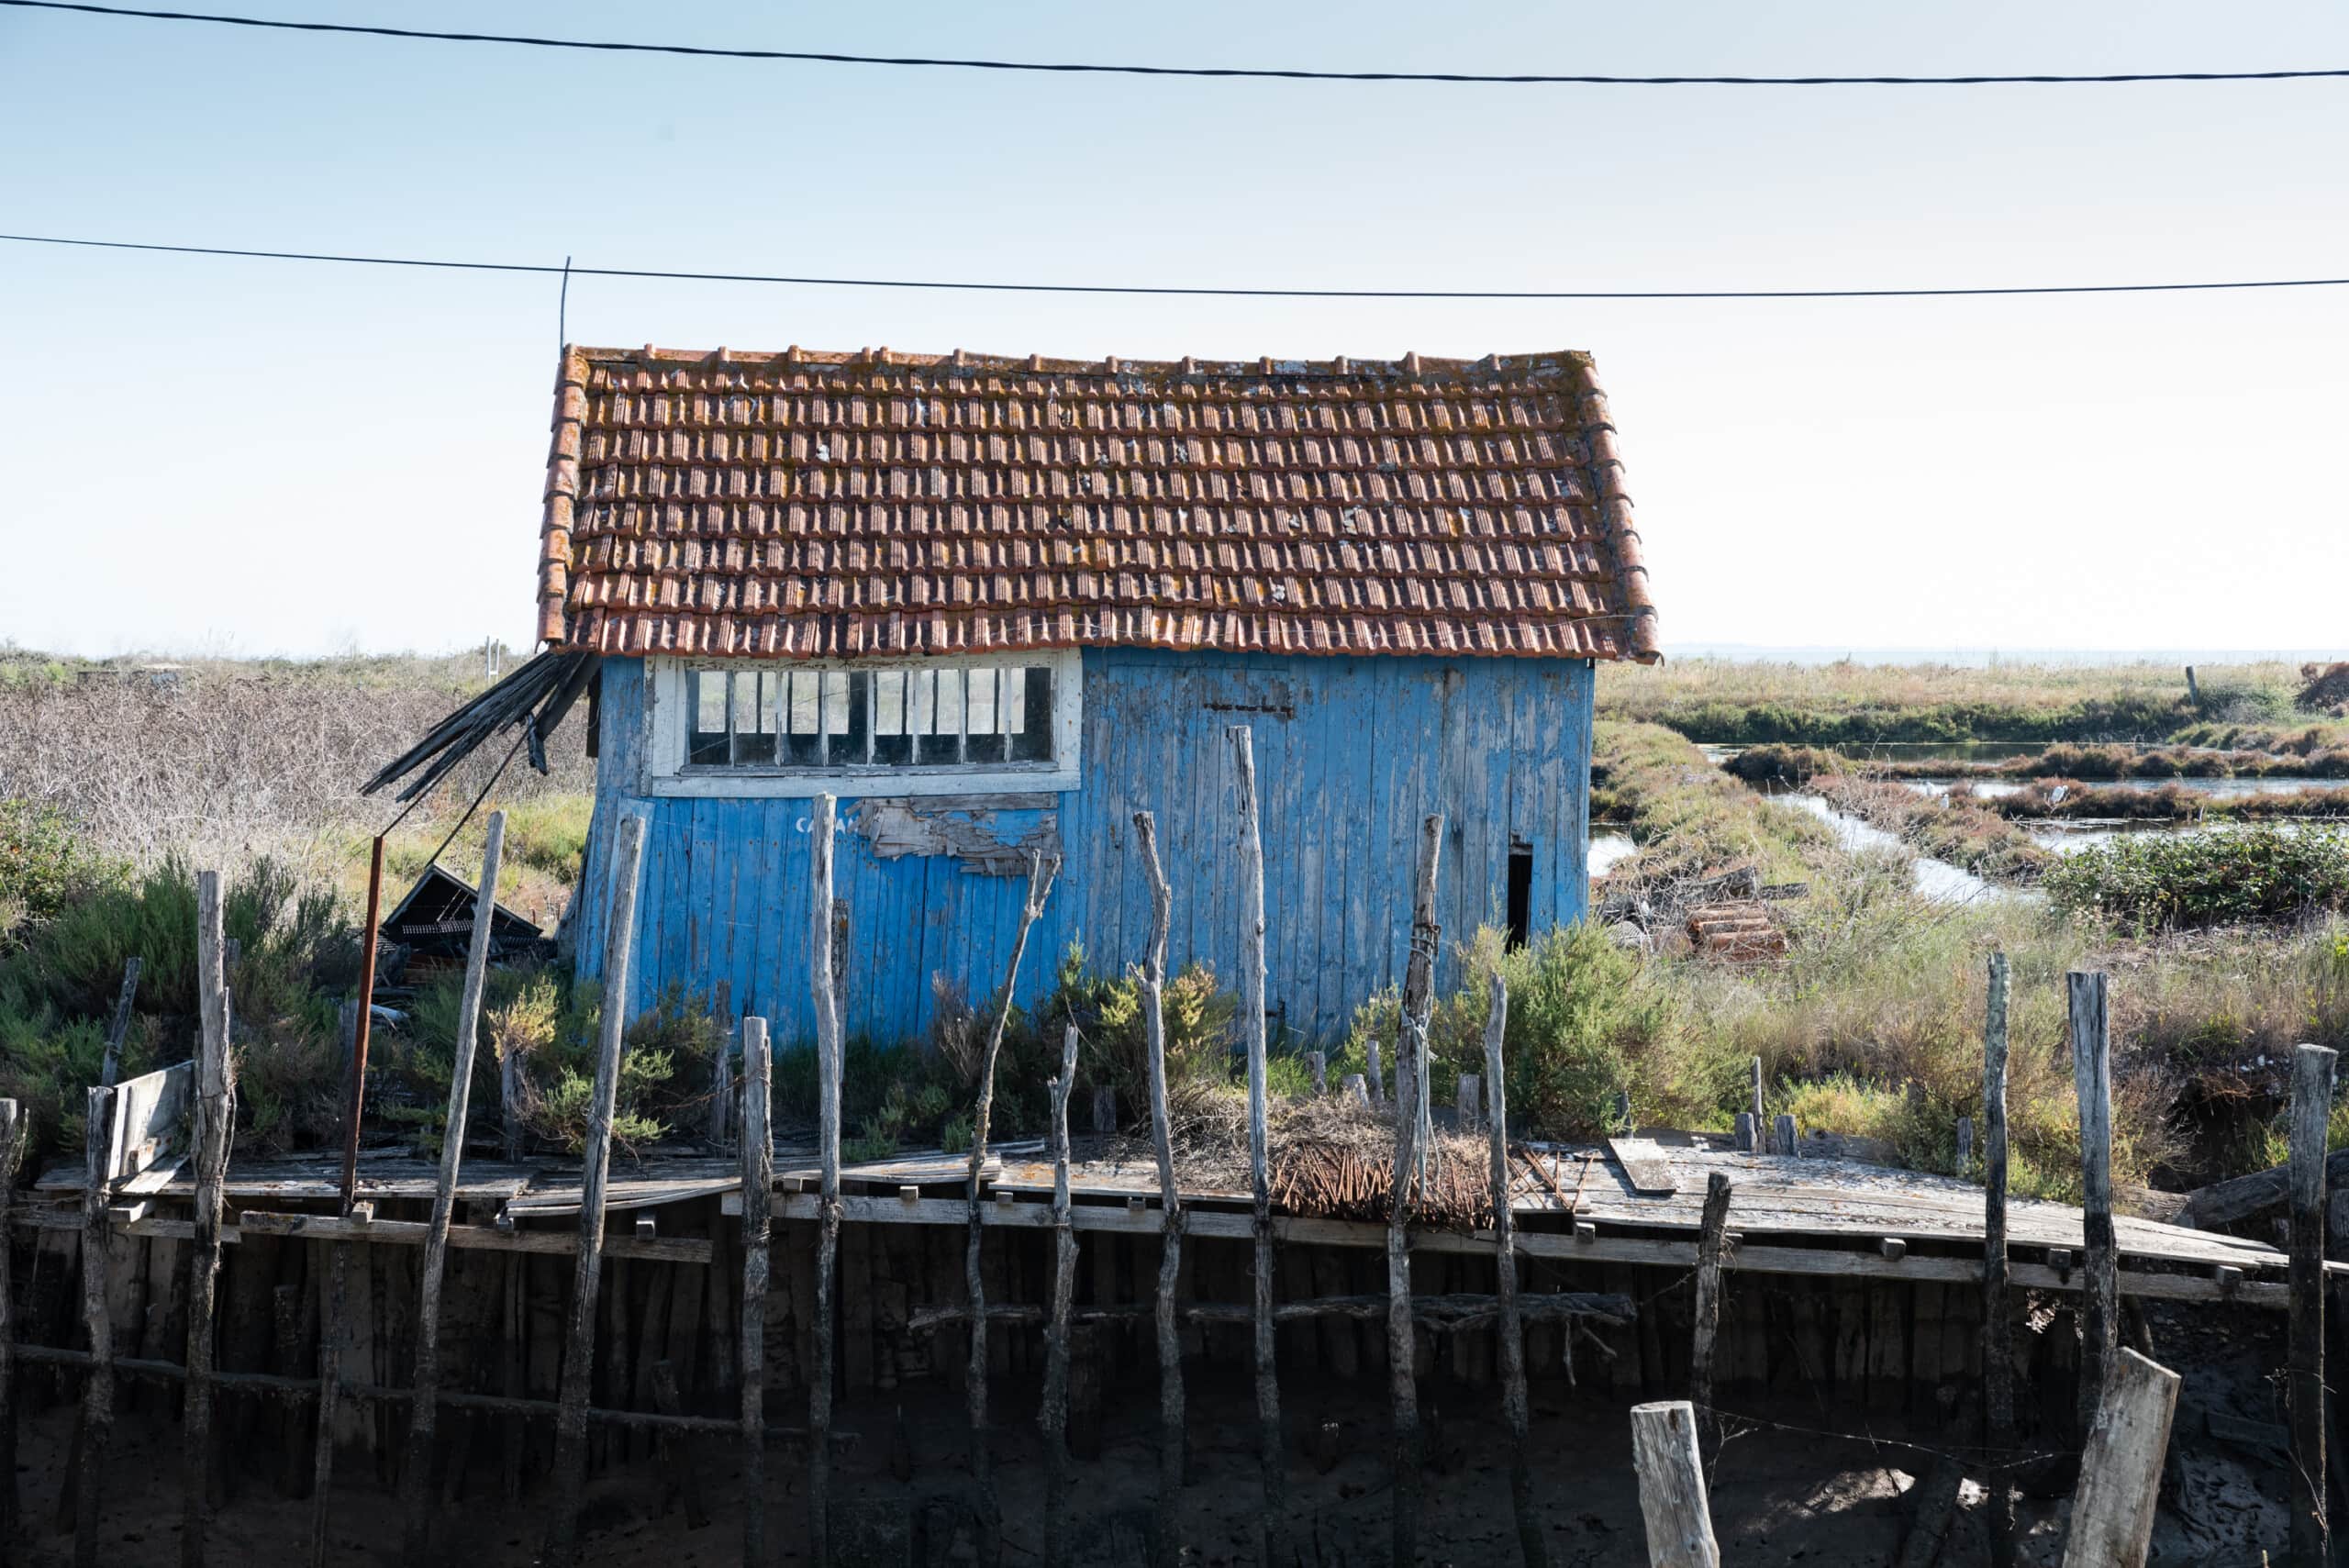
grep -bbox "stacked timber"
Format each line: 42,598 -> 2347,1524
1684,900 -> 1787,962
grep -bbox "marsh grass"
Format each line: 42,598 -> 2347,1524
1600,657 -> 2302,744
1592,720 -> 1833,892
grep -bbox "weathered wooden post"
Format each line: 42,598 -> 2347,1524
1389,813 -> 1443,1568
1689,1173 -> 1732,1463
184,872 -> 235,1568
1367,1040 -> 1386,1110
1131,812 -> 1185,1568
549,812 -> 643,1564
1982,952 -> 2018,1568
1749,1057 -> 1765,1152
809,795 -> 842,1568
1631,1401 -> 1720,1568
0,1098 -> 25,1546
707,978 -> 733,1151
73,958 -> 140,1567
1308,1051 -> 1327,1098
964,849 -> 1059,1567
1457,1074 -> 1482,1134
2289,1043 -> 2337,1567
2069,971 -> 2117,1435
401,811 -> 505,1564
1484,973 -> 1544,1568
1228,726 -> 1285,1552
1041,1025 -> 1081,1568
2059,1348 -> 2180,1568
739,1015 -> 774,1566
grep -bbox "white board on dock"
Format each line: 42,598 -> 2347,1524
106,1060 -> 193,1184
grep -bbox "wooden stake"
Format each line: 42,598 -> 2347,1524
184,871 -> 234,1568
0,1098 -> 26,1547
1689,1173 -> 1732,1464
549,812 -> 643,1565
1228,725 -> 1285,1551
2069,971 -> 2117,1436
1367,1040 -> 1385,1109
1774,1115 -> 1798,1159
1389,813 -> 1443,1568
2289,1042 -> 2337,1567
341,835 -> 386,1213
1131,812 -> 1185,1568
708,979 -> 733,1151
401,811 -> 505,1564
1749,1057 -> 1765,1151
809,796 -> 842,1568
739,1016 -> 774,1568
1630,1401 -> 1720,1568
1308,1051 -> 1327,1098
2059,1348 -> 2179,1568
1981,952 -> 2018,1568
1041,1026 -> 1080,1568
68,957 -> 139,1564
1484,974 -> 1544,1568
963,849 -> 1058,1568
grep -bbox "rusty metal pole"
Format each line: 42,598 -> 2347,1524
340,835 -> 385,1215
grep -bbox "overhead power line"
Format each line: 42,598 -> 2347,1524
6,233 -> 2346,302
5,0 -> 2346,86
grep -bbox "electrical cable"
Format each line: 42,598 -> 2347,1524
4,0 -> 2345,86
5,232 -> 2345,302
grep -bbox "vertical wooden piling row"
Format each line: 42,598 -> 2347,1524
739,1016 -> 774,1567
0,1098 -> 25,1546
1228,726 -> 1285,1546
1981,953 -> 2017,1568
1630,1401 -> 1720,1568
964,849 -> 1059,1567
1041,1025 -> 1080,1568
808,797 -> 842,1568
183,871 -> 234,1568
1131,812 -> 1185,1568
2068,971 -> 2116,1434
401,811 -> 505,1564
1483,974 -> 1544,1568
2059,1348 -> 2180,1568
550,812 -> 644,1566
2289,1043 -> 2337,1568
1689,1173 -> 1732,1464
1389,814 -> 1443,1568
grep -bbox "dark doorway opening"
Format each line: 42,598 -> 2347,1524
1506,841 -> 1533,949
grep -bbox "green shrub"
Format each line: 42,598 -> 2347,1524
0,801 -> 119,940
2044,825 -> 2349,929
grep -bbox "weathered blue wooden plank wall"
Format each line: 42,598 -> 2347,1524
575,650 -> 1594,1048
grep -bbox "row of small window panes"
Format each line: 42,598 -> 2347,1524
688,665 -> 1054,767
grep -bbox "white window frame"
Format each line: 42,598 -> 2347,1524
640,651 -> 1083,799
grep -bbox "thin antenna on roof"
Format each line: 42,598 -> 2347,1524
557,253 -> 572,350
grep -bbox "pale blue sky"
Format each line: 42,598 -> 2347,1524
4,2 -> 2344,657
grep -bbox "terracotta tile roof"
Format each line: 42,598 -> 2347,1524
538,344 -> 1659,662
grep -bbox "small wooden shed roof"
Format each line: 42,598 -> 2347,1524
538,344 -> 1661,663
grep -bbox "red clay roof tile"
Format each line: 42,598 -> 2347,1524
537,345 -> 1660,662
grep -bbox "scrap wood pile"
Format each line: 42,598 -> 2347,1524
1685,899 -> 1788,962
1177,1095 -> 1497,1229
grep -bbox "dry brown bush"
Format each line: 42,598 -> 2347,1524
0,662 -> 592,876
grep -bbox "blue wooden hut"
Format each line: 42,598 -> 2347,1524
541,345 -> 1661,1044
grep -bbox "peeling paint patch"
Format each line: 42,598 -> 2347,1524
847,795 -> 1061,876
